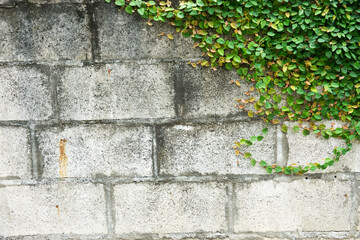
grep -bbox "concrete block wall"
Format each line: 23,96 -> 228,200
1,1 -> 360,239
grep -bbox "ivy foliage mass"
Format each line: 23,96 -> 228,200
105,0 -> 360,174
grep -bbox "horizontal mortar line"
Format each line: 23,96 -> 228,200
0,231 -> 351,240
227,231 -> 351,238
0,173 -> 356,187
0,234 -> 109,240
114,232 -> 229,239
0,57 -> 205,67
0,115 -> 258,128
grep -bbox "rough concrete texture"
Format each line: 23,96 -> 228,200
58,63 -> 176,120
178,63 -> 258,118
96,4 -> 178,60
158,122 -> 276,176
37,124 -> 153,178
0,66 -> 54,120
114,182 -> 228,234
0,126 -> 31,179
0,3 -> 91,62
285,121 -> 360,173
234,179 -> 351,232
1,1 -> 360,239
0,183 -> 107,237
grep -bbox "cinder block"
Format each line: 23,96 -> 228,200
234,179 -> 351,232
114,182 -> 228,234
96,4 -> 177,60
57,63 -> 176,120
0,126 -> 31,179
0,4 -> 91,62
0,183 -> 107,237
158,122 -> 276,176
0,5 -> 31,62
176,35 -> 204,59
285,121 -> 360,173
178,63 -> 257,118
29,4 -> 92,61
0,66 -> 54,121
37,124 -> 153,178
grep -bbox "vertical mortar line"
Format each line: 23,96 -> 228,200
86,2 -> 100,62
276,125 -> 289,166
225,181 -> 235,234
104,182 -> 116,238
349,179 -> 359,236
152,125 -> 159,178
29,124 -> 39,181
173,61 -> 186,118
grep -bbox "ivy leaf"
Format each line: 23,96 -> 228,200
260,161 -> 267,167
303,129 -> 310,136
262,128 -> 268,135
281,124 -> 288,133
275,166 -> 283,173
250,158 -> 256,166
125,5 -> 133,14
244,152 -> 252,158
293,126 -> 300,132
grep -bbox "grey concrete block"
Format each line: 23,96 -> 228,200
178,63 -> 258,118
234,179 -> 351,232
176,35 -> 204,59
58,63 -> 176,120
114,182 -> 228,234
37,124 -> 153,178
0,183 -> 107,237
28,4 -> 92,61
0,5 -> 33,61
0,126 -> 31,179
0,3 -> 91,62
284,121 -> 360,173
0,66 -> 54,120
96,4 -> 177,60
158,122 -> 276,176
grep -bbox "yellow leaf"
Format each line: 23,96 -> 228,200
272,119 -> 280,124
285,12 -> 290,18
167,33 -> 174,40
283,65 -> 288,72
248,111 -> 254,118
201,60 -> 210,67
235,81 -> 241,86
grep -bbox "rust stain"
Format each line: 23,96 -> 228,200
59,139 -> 68,178
55,205 -> 60,217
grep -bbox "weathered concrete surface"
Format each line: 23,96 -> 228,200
0,126 -> 31,179
114,182 -> 228,234
37,125 -> 153,178
0,183 -> 107,237
178,63 -> 257,118
96,4 -> 177,60
158,122 -> 276,176
57,63 -> 176,120
285,121 -> 360,173
0,3 -> 91,62
0,1 -> 359,239
0,66 -> 54,120
234,179 -> 351,232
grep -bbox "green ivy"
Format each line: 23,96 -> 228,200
105,0 -> 360,174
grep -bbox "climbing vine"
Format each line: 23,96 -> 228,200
105,0 -> 360,174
